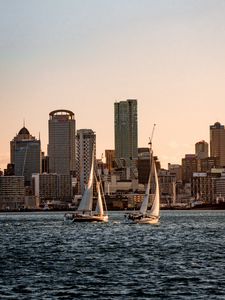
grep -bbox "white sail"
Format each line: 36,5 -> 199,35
140,147 -> 153,215
95,181 -> 104,216
149,160 -> 160,217
77,151 -> 94,212
139,169 -> 151,215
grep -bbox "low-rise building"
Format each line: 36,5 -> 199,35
0,176 -> 25,210
32,173 -> 72,204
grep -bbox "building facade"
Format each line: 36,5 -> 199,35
137,147 -> 150,184
195,140 -> 208,159
114,99 -> 138,168
48,110 -> 76,175
192,170 -> 224,204
76,129 -> 96,194
199,156 -> 220,172
32,173 -> 72,202
210,122 -> 225,167
105,150 -> 115,174
11,126 -> 41,186
0,176 -> 25,210
182,154 -> 198,183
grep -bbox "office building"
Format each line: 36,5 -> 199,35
76,129 -> 96,194
32,173 -> 72,202
114,99 -> 138,177
0,176 -> 25,210
199,157 -> 219,172
210,122 -> 225,167
48,109 -> 76,175
10,126 -> 41,186
182,154 -> 198,183
195,140 -> 208,159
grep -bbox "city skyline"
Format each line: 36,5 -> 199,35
1,0 -> 225,170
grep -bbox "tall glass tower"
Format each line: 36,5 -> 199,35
48,110 -> 76,175
114,99 -> 138,171
11,126 -> 41,186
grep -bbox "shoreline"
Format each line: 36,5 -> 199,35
1,204 -> 225,213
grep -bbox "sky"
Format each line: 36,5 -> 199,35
1,0 -> 225,171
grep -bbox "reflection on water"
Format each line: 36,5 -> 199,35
0,211 -> 225,299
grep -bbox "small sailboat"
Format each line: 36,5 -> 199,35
125,130 -> 160,224
64,151 -> 108,223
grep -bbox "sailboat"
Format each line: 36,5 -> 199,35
125,137 -> 160,224
64,151 -> 108,223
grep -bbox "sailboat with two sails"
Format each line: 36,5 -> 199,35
64,151 -> 108,223
125,126 -> 160,224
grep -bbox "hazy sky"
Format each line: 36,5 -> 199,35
1,0 -> 225,170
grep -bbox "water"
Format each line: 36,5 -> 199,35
0,210 -> 225,299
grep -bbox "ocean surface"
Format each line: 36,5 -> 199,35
0,210 -> 225,299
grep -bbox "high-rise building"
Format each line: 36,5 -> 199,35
210,122 -> 225,167
48,110 -> 76,175
10,126 -> 41,186
114,99 -> 138,176
76,129 -> 96,194
195,140 -> 208,159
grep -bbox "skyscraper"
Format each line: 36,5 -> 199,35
48,110 -> 76,175
76,129 -> 96,194
210,122 -> 225,167
195,140 -> 208,159
114,99 -> 138,172
11,126 -> 41,186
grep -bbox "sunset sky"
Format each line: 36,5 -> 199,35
1,0 -> 225,171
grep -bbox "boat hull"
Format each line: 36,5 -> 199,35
73,215 -> 108,223
64,213 -> 108,223
136,216 -> 159,224
124,214 -> 159,225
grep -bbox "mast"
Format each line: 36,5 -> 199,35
139,124 -> 156,215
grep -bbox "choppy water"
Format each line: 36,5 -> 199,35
0,211 -> 225,299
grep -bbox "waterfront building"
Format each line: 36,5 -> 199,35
215,173 -> 225,202
158,169 -> 176,205
0,176 -> 25,210
195,140 -> 208,159
32,173 -> 72,203
48,110 -> 76,175
114,99 -> 138,178
75,129 -> 96,194
10,126 -> 41,186
192,170 -> 224,204
210,122 -> 225,167
104,174 -> 140,194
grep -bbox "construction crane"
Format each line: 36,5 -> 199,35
149,124 -> 156,149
